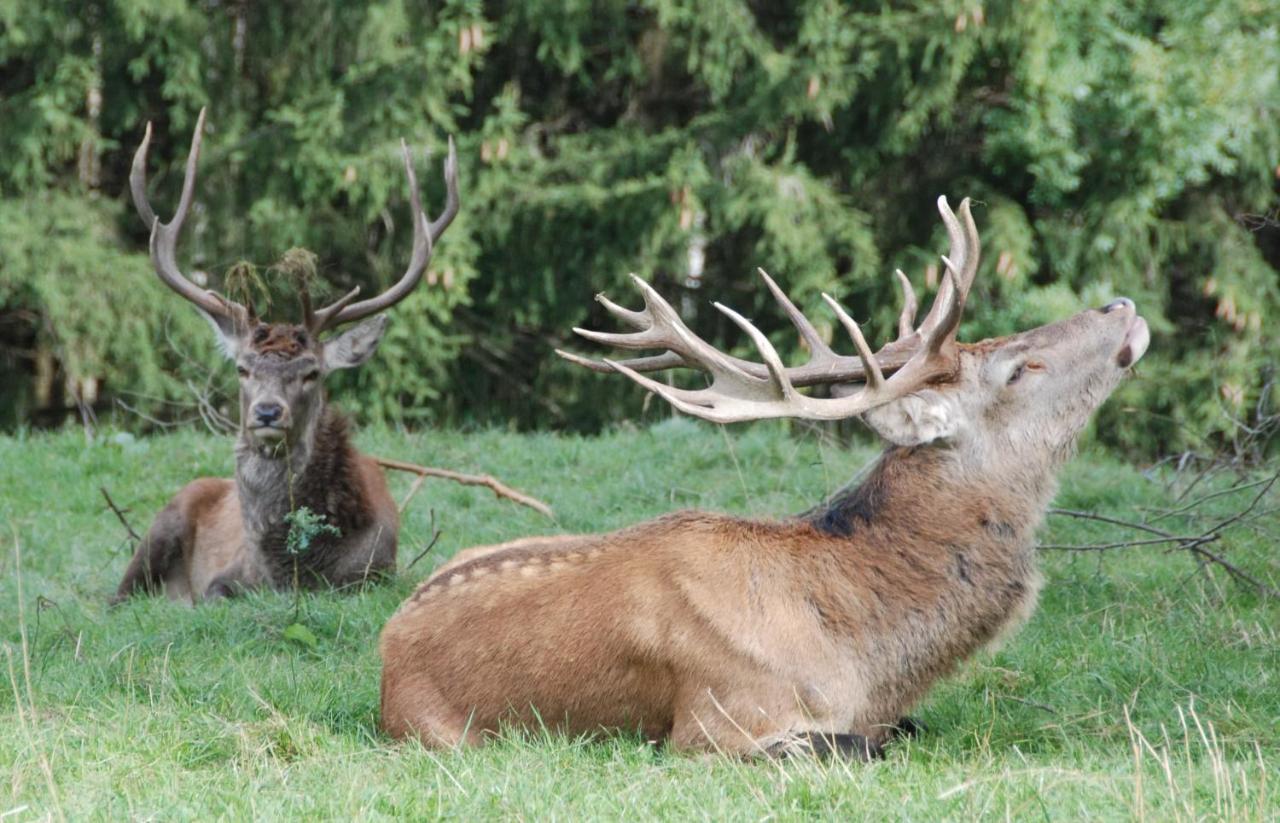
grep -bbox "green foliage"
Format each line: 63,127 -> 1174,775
1,0 -> 1278,453
0,191 -> 219,426
1,426 -> 1276,817
283,505 -> 341,556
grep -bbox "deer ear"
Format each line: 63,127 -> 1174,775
861,390 -> 962,447
323,315 -> 389,371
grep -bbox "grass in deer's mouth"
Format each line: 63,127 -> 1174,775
1,423 -> 1276,819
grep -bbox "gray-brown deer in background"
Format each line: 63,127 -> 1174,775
378,196 -> 1149,758
114,109 -> 459,604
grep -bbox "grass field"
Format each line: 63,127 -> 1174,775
2,421 -> 1277,820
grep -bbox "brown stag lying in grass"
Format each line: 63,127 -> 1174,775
379,196 -> 1150,759
114,109 -> 459,604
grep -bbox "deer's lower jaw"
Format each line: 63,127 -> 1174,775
1116,316 -> 1150,369
248,426 -> 288,445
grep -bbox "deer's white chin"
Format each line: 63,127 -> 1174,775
1116,316 -> 1149,369
250,426 -> 287,444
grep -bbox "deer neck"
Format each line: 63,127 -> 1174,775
804,443 -> 1059,551
233,404 -> 331,543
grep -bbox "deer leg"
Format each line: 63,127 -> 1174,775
203,568 -> 250,601
379,669 -> 481,748
112,504 -> 189,604
889,716 -> 926,739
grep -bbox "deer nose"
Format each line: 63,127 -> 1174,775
253,402 -> 284,426
1101,297 -> 1135,314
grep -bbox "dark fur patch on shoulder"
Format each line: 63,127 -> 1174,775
802,461 -> 892,537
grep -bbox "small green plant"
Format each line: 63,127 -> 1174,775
283,506 -> 341,556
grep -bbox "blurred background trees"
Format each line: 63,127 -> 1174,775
1,0 -> 1277,454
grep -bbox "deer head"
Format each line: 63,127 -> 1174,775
130,109 -> 459,450
559,197 -> 1149,475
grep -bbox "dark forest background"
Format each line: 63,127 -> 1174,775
2,0 -> 1277,454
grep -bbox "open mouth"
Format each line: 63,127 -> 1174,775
1116,315 -> 1150,369
250,426 -> 287,442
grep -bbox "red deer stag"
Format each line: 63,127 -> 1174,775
378,196 -> 1149,758
113,109 -> 459,604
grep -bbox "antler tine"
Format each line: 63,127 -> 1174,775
129,122 -> 157,228
595,291 -> 648,329
756,268 -> 838,364
921,267 -> 961,356
951,197 -> 980,296
712,302 -> 794,401
571,276 -> 679,350
555,349 -> 687,374
567,275 -> 769,380
130,108 -> 246,323
600,301 -> 794,425
914,196 -> 978,349
893,269 -> 918,340
427,135 -> 460,241
311,137 -> 459,334
821,294 -> 884,388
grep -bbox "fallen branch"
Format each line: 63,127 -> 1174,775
1038,533 -> 1204,552
373,456 -> 554,520
1044,470 -> 1279,599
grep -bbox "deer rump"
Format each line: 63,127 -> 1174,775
379,195 -> 1150,757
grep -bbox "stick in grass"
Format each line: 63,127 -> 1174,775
1044,470 -> 1279,599
100,486 -> 142,543
373,456 -> 554,519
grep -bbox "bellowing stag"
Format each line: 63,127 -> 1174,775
114,110 -> 459,604
378,196 -> 1149,758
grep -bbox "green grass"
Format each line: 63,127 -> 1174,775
1,420 -> 1277,820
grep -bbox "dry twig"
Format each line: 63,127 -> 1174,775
406,509 -> 444,571
100,486 -> 141,543
1045,470 -> 1279,599
374,456 -> 554,519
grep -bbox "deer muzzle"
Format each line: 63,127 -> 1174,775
1104,298 -> 1149,368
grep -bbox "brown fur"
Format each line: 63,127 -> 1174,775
114,321 -> 399,604
380,451 -> 1038,753
379,299 -> 1148,756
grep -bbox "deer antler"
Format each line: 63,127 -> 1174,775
304,137 -> 460,335
131,109 -> 461,336
557,196 -> 979,422
130,108 -> 250,329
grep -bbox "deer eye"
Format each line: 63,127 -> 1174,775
1007,364 -> 1025,385
302,370 -> 320,383
237,366 -> 250,379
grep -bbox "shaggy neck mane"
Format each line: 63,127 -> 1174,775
234,407 -> 375,587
